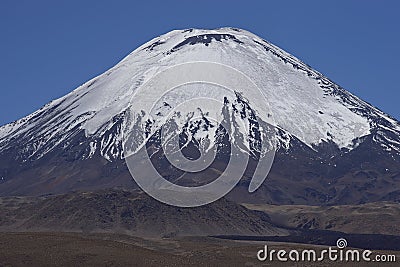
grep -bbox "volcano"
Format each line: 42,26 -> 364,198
0,28 -> 399,205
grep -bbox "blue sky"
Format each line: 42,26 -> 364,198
0,0 -> 399,125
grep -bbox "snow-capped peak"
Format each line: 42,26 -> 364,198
0,27 -> 399,162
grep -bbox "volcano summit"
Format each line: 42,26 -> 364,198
0,28 -> 399,205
